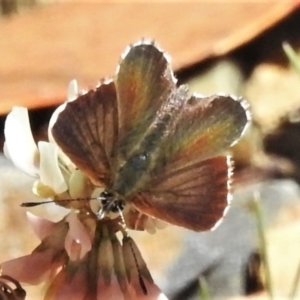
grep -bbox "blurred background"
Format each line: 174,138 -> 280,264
1,1 -> 300,299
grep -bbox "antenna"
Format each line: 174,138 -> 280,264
20,197 -> 99,207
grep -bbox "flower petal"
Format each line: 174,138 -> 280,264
126,278 -> 169,300
97,274 -> 125,300
153,219 -> 168,230
48,103 -> 66,145
90,187 -> 104,214
38,141 -> 68,194
133,279 -> 169,300
32,180 -> 56,198
4,107 -> 39,177
3,142 -> 11,160
67,79 -> 79,102
145,218 -> 168,234
1,250 -> 61,285
26,212 -> 56,240
48,102 -> 75,169
68,170 -> 93,199
44,264 -> 88,300
121,237 -> 169,299
65,212 -> 92,260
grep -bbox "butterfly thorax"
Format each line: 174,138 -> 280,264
112,151 -> 152,197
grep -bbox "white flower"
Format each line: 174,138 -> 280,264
4,107 -> 39,177
4,80 -> 82,198
4,107 -> 68,196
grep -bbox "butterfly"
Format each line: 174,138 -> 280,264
51,39 -> 250,232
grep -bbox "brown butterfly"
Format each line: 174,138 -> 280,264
51,39 -> 250,232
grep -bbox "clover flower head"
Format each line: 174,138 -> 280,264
1,80 -> 168,299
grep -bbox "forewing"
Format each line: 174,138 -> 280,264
155,94 -> 250,175
131,156 -> 231,231
51,80 -> 118,186
116,40 -> 176,159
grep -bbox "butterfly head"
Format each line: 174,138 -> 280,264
98,190 -> 125,219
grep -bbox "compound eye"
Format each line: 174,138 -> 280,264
111,200 -> 125,213
101,191 -> 113,198
99,191 -> 114,206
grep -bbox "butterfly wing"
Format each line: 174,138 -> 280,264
131,156 -> 231,231
131,94 -> 250,231
51,40 -> 178,187
115,40 -> 177,161
51,80 -> 118,186
157,94 -> 250,172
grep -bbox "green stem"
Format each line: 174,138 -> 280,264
252,192 -> 273,300
283,43 -> 300,77
198,275 -> 210,300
